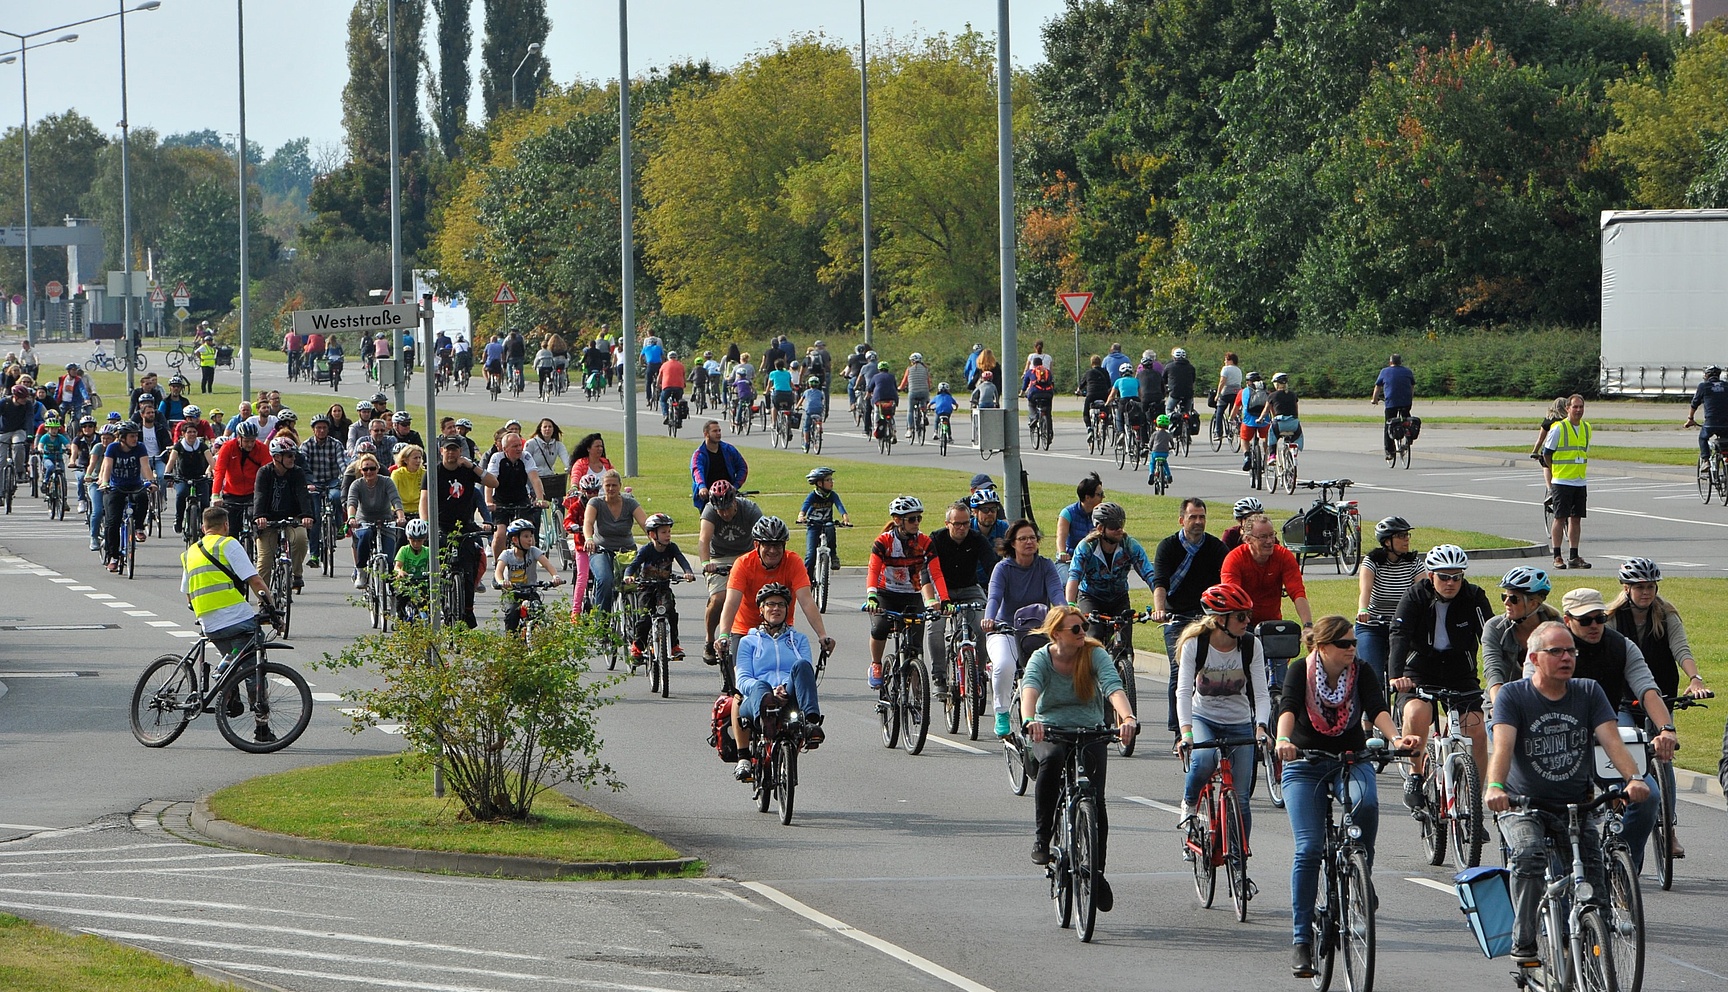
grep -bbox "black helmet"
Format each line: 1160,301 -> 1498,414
756,581 -> 793,607
751,516 -> 791,543
1374,515 -> 1412,544
1091,501 -> 1126,530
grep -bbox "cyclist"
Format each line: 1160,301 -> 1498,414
485,431 -> 548,557
425,436 -> 499,627
561,471 -> 603,610
1220,512 -> 1315,686
929,382 -> 959,443
83,424 -> 117,548
300,415 -> 348,568
984,518 -> 1064,737
345,400 -> 377,450
581,338 -> 609,394
1104,360 -> 1144,447
482,334 -> 506,392
1079,355 -> 1112,439
1211,351 -> 1241,440
798,375 -> 825,452
388,411 -> 423,450
1483,567 -> 1560,705
698,479 -> 764,662
899,353 -> 933,437
69,415 -> 100,517
1686,365 -> 1728,463
504,328 -> 527,389
532,341 -> 557,396
159,375 -> 194,425
97,420 -> 157,572
2,385 -> 47,487
1055,472 -> 1104,565
55,364 -> 92,420
1147,414 -> 1174,486
494,519 -> 564,633
582,468 -> 646,617
928,499 -> 993,700
1277,616 -> 1421,978
690,420 -> 748,510
1063,501 -> 1157,654
970,369 -> 1000,411
866,360 -> 898,442
1387,544 -> 1492,809
796,467 -> 849,585
1024,603 -> 1139,915
1370,353 -> 1416,462
1136,350 -> 1166,412
1266,372 -> 1301,460
180,505 -> 282,742
1236,371 -> 1273,472
731,582 -> 827,781
622,512 -> 695,661
345,451 -> 406,589
1163,347 -> 1197,419
1354,516 -> 1422,692
865,496 -> 946,691
714,515 -> 836,693
1483,618 -> 1650,969
640,335 -> 665,402
1174,583 -> 1272,844
33,413 -> 71,487
968,488 -> 1008,578
1220,497 -> 1262,554
1151,498 -> 1228,750
1101,342 -> 1131,381
252,437 -> 315,594
164,419 -> 214,536
1021,358 -> 1056,435
658,350 -> 687,422
180,405 -> 215,442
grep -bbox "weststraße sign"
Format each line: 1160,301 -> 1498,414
290,304 -> 419,336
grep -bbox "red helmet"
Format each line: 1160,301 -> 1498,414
708,479 -> 735,503
1199,583 -> 1254,616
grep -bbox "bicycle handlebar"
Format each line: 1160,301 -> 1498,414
1038,725 -> 1123,745
1083,609 -> 1154,626
1410,686 -> 1485,707
1293,744 -> 1417,765
1185,737 -> 1261,750
1502,783 -> 1626,814
864,606 -> 939,623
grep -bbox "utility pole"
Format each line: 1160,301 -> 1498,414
996,0 -> 1023,522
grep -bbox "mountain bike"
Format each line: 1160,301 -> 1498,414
1405,686 -> 1485,870
1505,788 -> 1623,992
129,611 -> 310,753
1290,479 -> 1364,575
871,607 -> 933,755
263,519 -> 299,638
939,600 -> 987,739
1182,736 -> 1259,921
1042,725 -> 1122,943
741,664 -> 825,826
807,519 -> 850,615
1085,609 -> 1148,757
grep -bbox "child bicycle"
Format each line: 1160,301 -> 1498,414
129,608 -> 311,753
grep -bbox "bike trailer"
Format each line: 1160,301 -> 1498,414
1255,619 -> 1303,661
1453,866 -> 1514,958
215,346 -> 235,368
1283,505 -> 1341,555
709,694 -> 739,762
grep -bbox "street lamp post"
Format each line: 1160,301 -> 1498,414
386,0 -> 405,410
236,0 -> 251,399
859,1 -> 874,347
617,0 -> 637,477
0,32 -> 79,345
996,0 -> 1023,520
511,42 -> 541,109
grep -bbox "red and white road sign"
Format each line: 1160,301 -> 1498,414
492,282 -> 519,305
149,288 -> 167,304
174,280 -> 189,297
1058,292 -> 1093,322
45,280 -> 64,300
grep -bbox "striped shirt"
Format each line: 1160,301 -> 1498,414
1362,549 -> 1422,622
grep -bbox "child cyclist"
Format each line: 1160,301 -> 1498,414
1148,414 -> 1175,486
731,370 -> 757,434
393,518 -> 431,621
797,466 -> 851,584
34,415 -> 73,498
494,518 -> 564,633
931,382 -> 959,440
799,376 -> 825,453
623,512 -> 697,663
561,471 -> 603,613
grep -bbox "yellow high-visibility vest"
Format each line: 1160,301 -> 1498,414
181,535 -> 246,616
1551,420 -> 1591,482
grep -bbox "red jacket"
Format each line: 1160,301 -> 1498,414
212,438 -> 271,498
1219,543 -> 1307,624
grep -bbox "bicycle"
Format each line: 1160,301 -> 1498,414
1,433 -> 28,513
908,399 -> 929,446
262,519 -> 299,638
501,579 -> 561,639
1086,401 -> 1109,457
939,600 -> 988,740
87,347 -> 116,372
486,366 -> 504,401
803,412 -> 824,455
165,341 -> 189,370
1596,794 -> 1644,992
1028,401 -> 1054,451
1387,413 -> 1415,470
582,369 -> 606,401
43,463 -> 68,521
875,403 -> 898,456
1084,609 -> 1148,757
1405,686 -> 1486,870
631,575 -> 695,698
666,393 -> 687,437
1294,742 -> 1410,992
740,659 -> 826,826
363,523 -> 403,631
1255,619 -> 1304,810
129,612 -> 311,753
107,486 -> 152,579
1628,693 -> 1710,891
1290,479 -> 1364,575
1696,438 -> 1728,503
1504,788 -> 1624,992
1041,725 -> 1122,943
28,448 -> 41,499
1272,431 -> 1299,494
1182,736 -> 1260,921
147,478 -> 167,540
870,607 -> 933,755
772,406 -> 795,449
176,476 -> 211,545
1246,428 -> 1267,491
806,519 -> 851,615
315,488 -> 343,578
1172,402 -> 1196,457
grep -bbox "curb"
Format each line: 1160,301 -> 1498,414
189,797 -> 702,880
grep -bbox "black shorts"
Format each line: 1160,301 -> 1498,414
1552,484 -> 1587,519
1396,685 -> 1484,720
870,591 -> 927,646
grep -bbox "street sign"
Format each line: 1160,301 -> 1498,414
174,280 -> 189,297
148,288 -> 166,304
289,303 -> 419,337
174,306 -> 190,321
1058,292 -> 1093,323
172,295 -> 190,308
45,280 -> 64,300
492,282 -> 519,305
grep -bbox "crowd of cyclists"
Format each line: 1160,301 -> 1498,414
7,333 -> 1727,983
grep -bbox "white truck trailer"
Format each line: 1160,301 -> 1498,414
1599,209 -> 1728,397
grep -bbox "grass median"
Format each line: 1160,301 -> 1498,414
0,913 -> 238,992
207,755 -> 687,873
1474,444 -> 1697,467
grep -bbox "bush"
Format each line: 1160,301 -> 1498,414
319,612 -> 623,822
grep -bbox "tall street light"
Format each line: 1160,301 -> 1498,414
858,1 -> 874,347
236,0 -> 251,398
386,0 -> 405,409
118,1 -> 165,396
617,0 -> 637,477
0,30 -> 79,344
996,0 -> 1023,521
511,41 -> 541,109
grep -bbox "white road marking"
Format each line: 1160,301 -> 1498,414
1358,480 -> 1728,529
1123,795 -> 1183,816
84,593 -> 114,601
168,630 -> 201,638
0,672 -> 88,679
66,585 -> 95,591
125,610 -> 156,616
0,824 -> 55,833
104,602 -> 135,608
377,724 -> 407,735
312,692 -> 345,702
146,620 -> 178,627
928,735 -> 991,755
1404,876 -> 1455,895
0,842 -> 179,858
741,881 -> 1000,992
1656,953 -> 1728,982
0,888 -> 362,920
48,577 -> 76,584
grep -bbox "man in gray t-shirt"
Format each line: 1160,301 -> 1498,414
697,490 -> 762,661
1484,620 -> 1649,963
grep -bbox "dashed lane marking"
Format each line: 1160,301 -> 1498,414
66,585 -> 95,591
1405,877 -> 1454,896
145,621 -> 178,627
84,593 -> 114,601
48,577 -> 76,584
125,610 -> 156,616
168,630 -> 200,639
1123,795 -> 1183,816
311,693 -> 344,702
104,602 -> 136,609
928,735 -> 991,755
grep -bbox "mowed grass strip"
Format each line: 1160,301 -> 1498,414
208,755 -> 681,867
1473,444 -> 1698,467
0,913 -> 239,992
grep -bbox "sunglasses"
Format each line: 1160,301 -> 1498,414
1064,623 -> 1084,636
1433,571 -> 1465,583
1226,610 -> 1252,623
1571,613 -> 1609,626
361,466 -> 379,473
1500,593 -> 1525,604
1328,639 -> 1358,649
900,515 -> 923,524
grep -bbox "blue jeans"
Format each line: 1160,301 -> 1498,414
739,659 -> 822,722
1354,621 -> 1391,696
352,521 -> 399,570
1182,715 -> 1258,838
1614,709 -> 1661,872
1284,756 -> 1380,944
88,484 -> 105,543
590,547 -> 630,610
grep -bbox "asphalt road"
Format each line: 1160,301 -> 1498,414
2,342 -> 1725,992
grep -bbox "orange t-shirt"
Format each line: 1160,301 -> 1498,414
727,549 -> 812,633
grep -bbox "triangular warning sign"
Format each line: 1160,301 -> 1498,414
1058,292 -> 1093,322
492,282 -> 519,305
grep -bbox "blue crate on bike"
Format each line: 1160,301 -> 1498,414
1453,865 -> 1515,959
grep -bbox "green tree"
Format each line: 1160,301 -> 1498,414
428,0 -> 473,159
83,130 -> 234,275
0,111 -> 108,300
341,0 -> 427,162
1604,28 -> 1728,207
158,180 -> 276,320
480,0 -> 552,119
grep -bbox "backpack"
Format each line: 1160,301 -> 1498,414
708,694 -> 739,762
1245,385 -> 1269,417
1030,366 -> 1054,392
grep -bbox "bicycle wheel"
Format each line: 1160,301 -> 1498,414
1339,517 -> 1363,575
1228,410 -> 1243,452
1005,686 -> 1029,795
129,655 -> 196,747
1398,439 -> 1412,470
943,649 -> 962,735
1249,440 -> 1264,490
879,656 -> 901,749
1224,788 -> 1250,922
1420,745 -> 1447,866
1312,877 -> 1336,992
272,562 -> 294,638
813,421 -> 824,455
1113,429 -> 1127,470
1447,748 -> 1483,870
902,656 -> 931,755
755,746 -> 773,813
1716,456 -> 1728,503
655,616 -> 672,699
1073,794 -> 1101,942
1261,738 -> 1286,808
962,645 -> 984,741
1268,444 -> 1283,494
774,738 -> 796,825
1211,416 -> 1224,451
1194,789 -> 1217,907
322,510 -> 339,577
1281,446 -> 1299,494
815,547 -> 830,614
1115,650 -> 1138,757
937,422 -> 947,456
125,516 -> 137,579
1577,909 -> 1618,992
1652,759 -> 1676,890
1052,808 -> 1074,929
1340,850 -> 1376,992
214,658 -> 312,754
1605,843 -> 1644,992
369,565 -> 385,629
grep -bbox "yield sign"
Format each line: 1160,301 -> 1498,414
492,282 -> 519,305
1059,292 -> 1093,322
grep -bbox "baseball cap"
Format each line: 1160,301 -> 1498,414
1561,588 -> 1608,617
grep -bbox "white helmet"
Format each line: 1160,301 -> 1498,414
1424,544 -> 1469,572
1171,348 -> 1187,360
889,495 -> 924,517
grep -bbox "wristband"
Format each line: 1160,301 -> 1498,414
1181,731 -> 1193,740
1486,782 -> 1505,790
1690,675 -> 1705,682
1277,736 -> 1291,743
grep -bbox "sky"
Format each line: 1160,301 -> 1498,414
0,0 -> 1072,159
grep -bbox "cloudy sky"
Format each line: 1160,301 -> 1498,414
1,0 -> 1071,157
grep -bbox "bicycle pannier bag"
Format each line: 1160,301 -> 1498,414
709,694 -> 739,762
1255,620 -> 1303,661
1454,866 -> 1514,959
1187,411 -> 1201,436
1304,509 -> 1337,547
1406,416 -> 1422,443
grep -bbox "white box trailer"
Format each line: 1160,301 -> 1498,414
1600,209 -> 1728,397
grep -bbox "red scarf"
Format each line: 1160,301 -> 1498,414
1304,656 -> 1360,737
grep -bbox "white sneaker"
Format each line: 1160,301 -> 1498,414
733,759 -> 754,782
354,571 -> 367,590
1179,801 -> 1197,825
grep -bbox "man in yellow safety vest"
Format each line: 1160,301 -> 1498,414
1541,394 -> 1591,570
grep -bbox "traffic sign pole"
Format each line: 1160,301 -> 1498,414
1058,292 -> 1093,394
